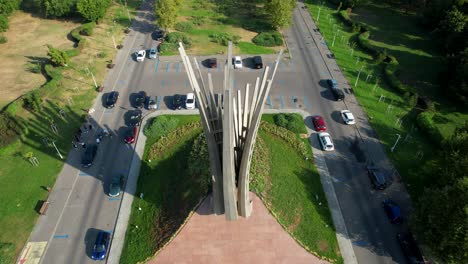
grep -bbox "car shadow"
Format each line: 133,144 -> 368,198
330,111 -> 343,124
320,90 -> 335,101
318,79 -> 330,89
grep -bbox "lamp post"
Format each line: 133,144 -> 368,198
390,134 -> 401,152
85,67 -> 98,88
51,140 -> 63,159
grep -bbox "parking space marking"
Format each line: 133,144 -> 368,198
279,95 -> 285,109
267,95 -> 272,109
157,96 -> 162,109
176,62 -> 180,73
53,234 -> 69,239
154,59 -> 160,73
217,63 -> 221,72
161,80 -> 166,87
185,79 -> 189,89
165,63 -> 170,73
303,96 -> 311,113
109,197 -> 121,201
78,172 -> 91,177
352,240 -> 369,247
292,96 -> 297,109
118,79 -> 125,85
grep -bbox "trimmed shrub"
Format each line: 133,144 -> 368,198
159,42 -> 178,53
0,35 -> 6,44
47,45 -> 70,67
191,16 -> 205,26
252,32 -> 283,47
187,133 -> 211,192
79,22 -> 96,36
175,21 -> 194,32
274,114 -> 288,128
144,116 -> 180,141
273,113 -> 306,134
209,32 -> 241,46
416,111 -> 444,145
165,32 -> 192,47
0,14 -> 8,32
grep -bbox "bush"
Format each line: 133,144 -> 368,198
4,101 -> 19,116
22,91 -> 42,112
26,62 -> 42,73
273,113 -> 306,134
159,42 -> 178,53
252,32 -> 283,47
0,14 -> 8,32
0,113 -> 22,147
416,111 -> 444,145
191,16 -> 205,26
187,133 -> 211,192
65,49 -> 80,57
165,32 -> 192,47
274,114 -> 288,128
0,35 -> 6,44
79,22 -> 96,36
144,116 -> 180,141
47,45 -> 70,67
174,21 -> 194,32
209,33 -> 241,46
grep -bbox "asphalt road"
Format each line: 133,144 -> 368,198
25,1 -> 412,263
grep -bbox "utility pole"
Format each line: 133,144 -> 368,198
85,67 -> 98,88
390,134 -> 401,152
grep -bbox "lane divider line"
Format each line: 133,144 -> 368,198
109,197 -> 121,201
157,96 -> 162,109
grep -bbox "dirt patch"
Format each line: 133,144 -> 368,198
317,240 -> 329,253
289,207 -> 302,232
0,12 -> 78,108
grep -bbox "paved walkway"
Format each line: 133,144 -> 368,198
150,193 -> 328,264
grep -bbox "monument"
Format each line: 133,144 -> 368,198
178,42 -> 283,220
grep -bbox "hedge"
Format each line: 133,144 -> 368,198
416,111 -> 444,145
79,22 -> 96,36
252,32 -> 283,47
0,35 -> 6,44
0,112 -> 22,147
209,32 -> 241,46
165,32 -> 192,47
0,14 -> 8,32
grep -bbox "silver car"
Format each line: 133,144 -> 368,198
149,48 -> 157,59
147,96 -> 157,110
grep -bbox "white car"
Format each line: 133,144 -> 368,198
318,132 -> 334,151
340,110 -> 356,125
185,93 -> 196,109
136,50 -> 146,62
233,56 -> 242,69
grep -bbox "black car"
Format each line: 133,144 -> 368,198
104,91 -> 119,108
253,56 -> 263,69
109,174 -> 125,197
327,79 -> 345,101
172,94 -> 183,110
128,110 -> 142,127
397,233 -> 427,264
367,166 -> 392,190
134,91 -> 147,109
207,58 -> 217,68
91,231 -> 110,260
153,29 -> 164,41
82,145 -> 98,168
382,199 -> 403,224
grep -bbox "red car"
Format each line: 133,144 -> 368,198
124,126 -> 138,144
312,116 -> 327,132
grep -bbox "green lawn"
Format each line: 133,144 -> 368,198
172,0 -> 279,55
0,2 -> 142,263
304,1 -> 444,196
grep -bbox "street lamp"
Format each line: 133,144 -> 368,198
390,134 -> 401,152
51,140 -> 63,159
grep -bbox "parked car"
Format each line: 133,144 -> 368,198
153,29 -> 164,40
383,199 -> 403,224
149,47 -> 157,59
367,166 -> 392,190
340,110 -> 355,125
147,95 -> 157,110
172,94 -> 183,110
318,132 -> 334,151
109,174 -> 125,197
253,56 -> 263,69
327,79 -> 345,101
124,126 -> 138,144
312,115 -> 327,132
233,56 -> 243,69
104,91 -> 119,108
82,145 -> 98,168
134,91 -> 147,109
128,110 -> 142,127
207,58 -> 217,68
185,92 -> 196,109
136,50 -> 146,62
397,232 -> 428,264
91,231 -> 110,260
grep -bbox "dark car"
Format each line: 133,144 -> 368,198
207,58 -> 217,68
134,91 -> 147,109
128,110 -> 142,127
312,115 -> 327,132
172,94 -> 183,110
124,126 -> 138,144
253,56 -> 263,69
109,174 -> 125,197
104,91 -> 119,108
327,79 -> 345,101
91,231 -> 110,260
397,232 -> 428,264
82,145 -> 98,168
367,166 -> 392,190
383,199 -> 403,224
153,29 -> 164,41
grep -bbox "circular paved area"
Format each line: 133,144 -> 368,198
149,193 -> 328,264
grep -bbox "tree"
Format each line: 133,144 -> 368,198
39,0 -> 77,18
47,45 -> 69,67
155,0 -> 177,31
265,0 -> 296,28
76,0 -> 110,22
439,5 -> 467,34
0,14 -> 8,32
0,0 -> 22,15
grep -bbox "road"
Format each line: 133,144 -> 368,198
22,0 -> 413,263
